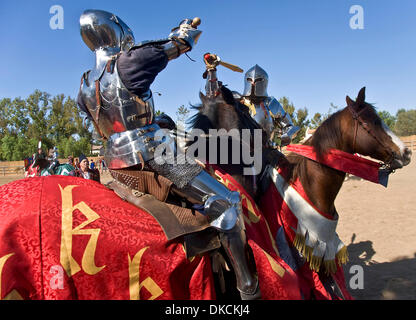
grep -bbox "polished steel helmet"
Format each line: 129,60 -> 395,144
80,9 -> 135,52
242,64 -> 269,98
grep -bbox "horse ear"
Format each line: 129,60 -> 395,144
346,95 -> 354,106
356,87 -> 366,105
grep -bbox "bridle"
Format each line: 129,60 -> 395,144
347,103 -> 396,171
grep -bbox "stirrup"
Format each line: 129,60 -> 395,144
239,279 -> 261,300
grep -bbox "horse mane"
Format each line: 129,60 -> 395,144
287,109 -> 345,182
187,106 -> 214,134
187,85 -> 269,197
188,85 -> 264,135
302,101 -> 377,160
310,110 -> 344,159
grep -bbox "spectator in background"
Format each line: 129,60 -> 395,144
90,159 -> 95,170
67,156 -> 74,166
75,154 -> 100,182
74,158 -> 80,169
101,158 -> 107,172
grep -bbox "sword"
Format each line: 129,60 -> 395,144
204,53 -> 243,73
218,60 -> 244,73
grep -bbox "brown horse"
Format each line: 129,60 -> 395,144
190,85 -> 411,298
191,85 -> 411,215
287,87 -> 411,216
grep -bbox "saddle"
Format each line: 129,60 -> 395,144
106,168 -> 221,258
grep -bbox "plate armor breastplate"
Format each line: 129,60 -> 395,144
80,60 -> 155,140
241,97 -> 276,142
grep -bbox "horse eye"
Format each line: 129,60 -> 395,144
247,78 -> 253,83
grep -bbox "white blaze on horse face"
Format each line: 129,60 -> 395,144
381,121 -> 406,156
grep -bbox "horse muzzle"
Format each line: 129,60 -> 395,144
390,147 -> 412,170
402,147 -> 412,166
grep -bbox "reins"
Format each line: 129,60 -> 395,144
347,104 -> 395,171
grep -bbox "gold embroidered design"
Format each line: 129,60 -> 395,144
128,247 -> 163,300
262,249 -> 285,278
59,185 -> 106,277
0,253 -> 23,300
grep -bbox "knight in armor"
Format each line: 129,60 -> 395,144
77,9 -> 259,299
46,146 -> 60,175
234,65 -> 300,148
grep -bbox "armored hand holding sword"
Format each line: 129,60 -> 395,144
76,9 -> 260,299
203,54 -> 299,148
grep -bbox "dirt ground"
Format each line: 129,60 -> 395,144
336,159 -> 416,300
1,161 -> 415,300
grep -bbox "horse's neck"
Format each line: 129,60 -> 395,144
299,159 -> 346,216
214,163 -> 257,199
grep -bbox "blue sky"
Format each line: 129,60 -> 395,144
0,0 -> 415,121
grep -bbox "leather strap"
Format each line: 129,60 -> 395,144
108,181 -> 184,240
107,174 -> 215,244
110,169 -> 173,202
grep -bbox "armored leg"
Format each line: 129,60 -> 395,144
105,127 -> 261,299
179,170 -> 261,300
219,219 -> 260,300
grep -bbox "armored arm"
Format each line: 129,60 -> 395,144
267,97 -> 300,146
163,18 -> 202,60
154,113 -> 177,130
203,53 -> 221,98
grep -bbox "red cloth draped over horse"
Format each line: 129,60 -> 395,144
213,165 -> 352,300
0,176 -> 301,300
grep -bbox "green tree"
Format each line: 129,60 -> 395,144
310,112 -> 323,129
0,135 -> 17,160
377,110 -> 396,130
394,109 -> 416,136
48,94 -> 74,143
0,91 -> 94,160
0,98 -> 12,139
176,105 -> 190,130
278,97 -> 310,143
26,90 -> 50,142
7,97 -> 30,136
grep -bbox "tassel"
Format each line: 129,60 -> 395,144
293,233 -> 306,255
323,260 -> 338,275
293,227 -> 348,275
304,246 -> 313,263
310,255 -> 322,272
336,246 -> 349,266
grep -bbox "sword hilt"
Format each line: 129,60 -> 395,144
191,17 -> 201,28
203,53 -> 243,73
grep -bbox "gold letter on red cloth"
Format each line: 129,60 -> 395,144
0,253 -> 23,300
128,247 -> 163,300
261,249 -> 285,278
59,185 -> 105,277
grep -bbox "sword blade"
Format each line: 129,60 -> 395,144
218,61 -> 244,73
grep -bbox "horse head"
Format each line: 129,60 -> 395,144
194,87 -> 243,132
189,86 -> 270,198
343,87 -> 411,170
31,151 -> 49,171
